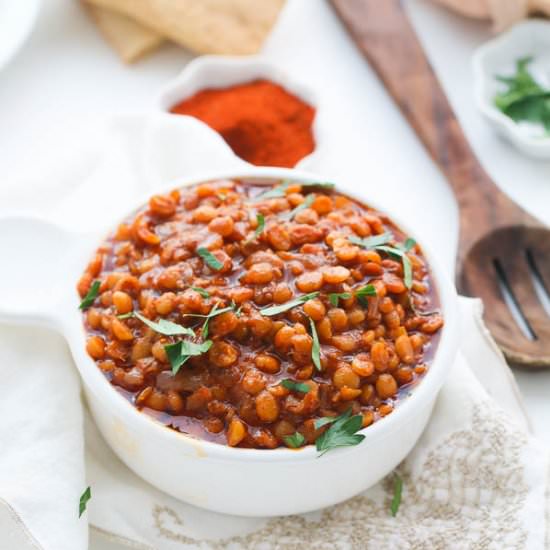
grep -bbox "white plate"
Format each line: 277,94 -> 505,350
0,0 -> 41,72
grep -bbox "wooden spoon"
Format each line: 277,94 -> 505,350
330,0 -> 550,367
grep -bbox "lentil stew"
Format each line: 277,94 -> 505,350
78,178 -> 444,450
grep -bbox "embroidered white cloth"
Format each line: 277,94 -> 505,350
1,116 -> 548,550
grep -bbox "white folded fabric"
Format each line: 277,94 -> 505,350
1,116 -> 548,550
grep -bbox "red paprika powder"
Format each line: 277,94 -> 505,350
170,79 -> 315,168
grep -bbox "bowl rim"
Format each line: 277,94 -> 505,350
70,166 -> 459,463
472,19 -> 550,154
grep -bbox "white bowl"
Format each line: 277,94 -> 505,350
0,118 -> 458,517
155,54 -> 324,169
473,19 -> 550,158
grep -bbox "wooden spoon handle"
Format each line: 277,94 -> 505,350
329,0 -> 536,264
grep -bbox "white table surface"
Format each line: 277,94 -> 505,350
2,0 -> 550,548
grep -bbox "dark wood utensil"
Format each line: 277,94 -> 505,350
330,0 -> 550,367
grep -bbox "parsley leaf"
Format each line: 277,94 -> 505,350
79,280 -> 100,310
281,193 -> 315,221
191,286 -> 210,298
391,474 -> 403,517
281,379 -> 311,393
131,312 -> 195,336
314,408 -> 365,456
260,292 -> 319,316
309,317 -> 322,371
494,57 -> 550,133
283,432 -> 306,448
197,247 -> 223,271
402,237 -> 416,252
355,284 -> 377,305
79,486 -> 91,518
165,339 -> 213,374
254,213 -> 265,238
252,181 -> 291,201
252,180 -> 335,202
349,232 -> 393,249
328,292 -> 352,307
376,245 -> 413,289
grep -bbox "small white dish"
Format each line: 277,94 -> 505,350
155,55 -> 324,169
0,117 -> 458,517
473,19 -> 550,159
0,0 -> 41,72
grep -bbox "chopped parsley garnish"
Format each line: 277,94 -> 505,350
197,247 -> 223,271
191,286 -> 210,298
281,193 -> 315,221
281,379 -> 311,393
391,474 -> 403,517
253,213 -> 265,238
376,245 -> 413,289
253,180 -> 335,202
328,292 -> 352,307
165,339 -> 213,374
79,280 -> 100,310
355,284 -> 377,305
283,432 -> 306,448
402,237 -> 416,252
314,409 -> 365,456
349,232 -> 393,249
252,181 -> 291,201
309,317 -> 322,371
130,312 -> 195,336
260,292 -> 319,316
79,486 -> 91,518
494,56 -> 550,133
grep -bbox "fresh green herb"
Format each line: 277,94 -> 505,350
309,317 -> 322,371
314,408 -> 365,456
283,432 -> 306,448
252,181 -> 291,201
79,280 -> 100,310
355,284 -> 377,305
116,312 -> 133,319
281,194 -> 315,221
313,414 -> 341,430
191,286 -> 210,298
391,474 -> 403,517
328,292 -> 352,307
281,379 -> 311,393
259,292 -> 319,316
182,305 -> 234,321
199,303 -> 222,339
197,247 -> 223,271
165,339 -> 213,374
79,486 -> 91,518
494,57 -> 550,133
131,311 -> 195,336
254,213 -> 265,238
349,232 -> 393,249
402,237 -> 416,252
376,245 -> 413,289
252,180 -> 335,202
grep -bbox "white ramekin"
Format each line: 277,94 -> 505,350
154,54 -> 324,170
0,118 -> 458,517
473,19 -> 550,158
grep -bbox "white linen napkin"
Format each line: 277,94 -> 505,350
1,115 -> 548,550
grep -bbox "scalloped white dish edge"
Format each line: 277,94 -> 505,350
473,19 -> 550,159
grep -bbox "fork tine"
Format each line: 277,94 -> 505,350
498,250 -> 550,342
